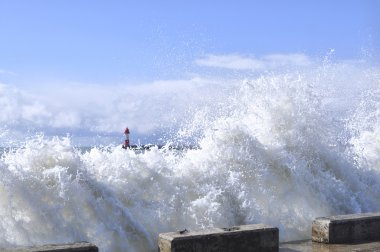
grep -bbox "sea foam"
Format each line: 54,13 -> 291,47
0,61 -> 380,251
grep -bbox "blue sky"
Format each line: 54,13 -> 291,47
0,0 -> 379,85
0,0 -> 379,145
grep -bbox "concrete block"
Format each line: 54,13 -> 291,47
0,242 -> 98,252
312,212 -> 380,244
158,224 -> 279,252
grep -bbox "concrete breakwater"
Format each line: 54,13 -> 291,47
158,212 -> 380,252
159,224 -> 278,252
312,212 -> 380,244
3,212 -> 380,252
0,242 -> 98,252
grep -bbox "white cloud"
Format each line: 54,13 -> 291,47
195,53 -> 313,71
0,77 -> 233,139
195,54 -> 265,70
51,111 -> 82,128
21,103 -> 51,123
262,54 -> 313,68
0,69 -> 16,75
86,77 -> 233,134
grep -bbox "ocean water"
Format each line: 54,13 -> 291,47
0,61 -> 380,251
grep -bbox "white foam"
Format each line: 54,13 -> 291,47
0,61 -> 380,251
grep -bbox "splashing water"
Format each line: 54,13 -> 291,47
1,62 -> 380,251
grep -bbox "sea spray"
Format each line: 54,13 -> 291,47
0,61 -> 380,251
348,87 -> 380,171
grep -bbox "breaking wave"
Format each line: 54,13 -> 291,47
1,61 -> 380,251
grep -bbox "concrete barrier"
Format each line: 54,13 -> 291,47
158,224 -> 279,252
1,242 -> 98,252
312,212 -> 380,244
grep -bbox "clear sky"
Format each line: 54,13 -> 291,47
0,0 -> 379,145
0,0 -> 379,85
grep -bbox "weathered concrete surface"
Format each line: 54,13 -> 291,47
280,239 -> 380,251
158,224 -> 279,252
312,212 -> 380,244
0,242 -> 98,252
